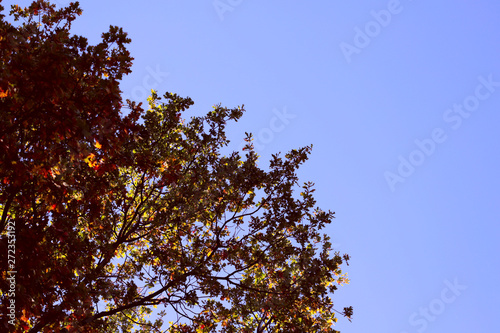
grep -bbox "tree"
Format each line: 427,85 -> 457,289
0,1 -> 352,332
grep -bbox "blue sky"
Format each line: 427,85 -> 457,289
6,0 -> 500,331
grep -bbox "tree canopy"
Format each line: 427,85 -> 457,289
0,1 -> 352,332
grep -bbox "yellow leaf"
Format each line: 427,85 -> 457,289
95,141 -> 102,149
85,153 -> 97,168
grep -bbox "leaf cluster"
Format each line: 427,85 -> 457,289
0,2 -> 352,332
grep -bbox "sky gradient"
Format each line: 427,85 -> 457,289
5,1 -> 500,332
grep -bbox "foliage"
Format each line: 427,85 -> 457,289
0,1 -> 352,332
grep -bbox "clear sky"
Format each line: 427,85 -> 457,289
5,0 -> 500,332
